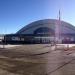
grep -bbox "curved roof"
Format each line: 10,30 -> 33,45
17,19 -> 75,34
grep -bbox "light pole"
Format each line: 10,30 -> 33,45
54,10 -> 61,50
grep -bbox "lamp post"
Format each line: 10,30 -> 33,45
54,10 -> 61,50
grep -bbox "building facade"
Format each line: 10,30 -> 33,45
3,19 -> 75,44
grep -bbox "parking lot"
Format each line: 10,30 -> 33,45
0,44 -> 74,75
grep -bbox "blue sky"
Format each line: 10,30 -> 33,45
0,0 -> 75,34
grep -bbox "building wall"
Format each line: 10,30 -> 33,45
3,19 -> 75,44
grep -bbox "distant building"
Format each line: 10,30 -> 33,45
3,19 -> 75,44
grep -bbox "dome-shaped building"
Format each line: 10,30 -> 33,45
4,19 -> 75,44
16,19 -> 75,43
17,19 -> 75,35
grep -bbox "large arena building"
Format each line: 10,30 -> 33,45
3,19 -> 75,44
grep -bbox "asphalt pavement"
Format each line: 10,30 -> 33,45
0,44 -> 74,75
